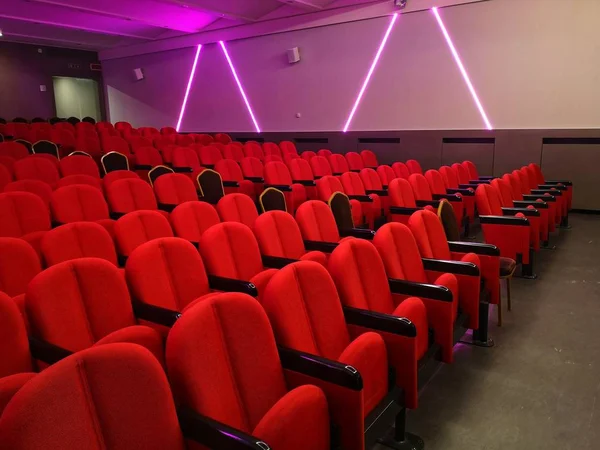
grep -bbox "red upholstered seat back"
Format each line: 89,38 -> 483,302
424,169 -> 447,195
328,239 -> 395,314
0,238 -> 41,297
310,156 -> 333,178
126,237 -> 210,311
0,142 -> 29,160
198,145 -> 224,166
59,155 -> 100,178
491,178 -> 514,206
3,180 -> 53,206
172,147 -> 201,171
328,154 -> 350,174
316,175 -> 344,202
240,157 -> 263,179
161,126 -> 177,135
408,210 -> 452,260
360,150 -> 378,168
295,200 -> 341,242
406,160 -> 423,175
439,166 -> 459,189
216,193 -> 259,228
107,178 -> 158,214
50,185 -> 110,223
135,146 -> 162,166
408,174 -> 433,201
345,152 -> 364,171
0,192 -> 50,238
263,142 -> 281,157
301,151 -> 316,161
254,211 -> 306,259
264,161 -> 293,185
166,293 -> 288,433
317,149 -> 332,158
56,174 -> 102,191
262,154 -> 281,165
114,210 -> 174,257
171,201 -> 220,242
528,163 -> 545,184
262,262 -> 350,359
0,344 -> 186,450
215,159 -> 244,182
452,163 -> 471,185
214,133 -> 232,144
243,142 -> 264,160
504,173 -> 523,200
388,178 -> 418,208
154,173 -> 197,205
462,160 -> 478,179
341,171 -> 367,195
13,157 -> 59,186
103,136 -> 132,157
279,141 -> 297,155
199,222 -> 263,280
288,158 -> 314,181
42,222 -> 117,267
0,291 -> 32,377
0,155 -> 16,173
377,165 -> 397,187
512,170 -> 530,194
373,223 -> 427,282
223,144 -> 245,162
175,134 -> 194,146
127,136 -> 153,152
102,170 -> 140,191
475,183 -> 504,215
360,168 -> 383,190
26,258 -> 137,351
392,162 -> 410,179
523,166 -> 539,190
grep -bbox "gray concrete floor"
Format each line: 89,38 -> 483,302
373,213 -> 600,450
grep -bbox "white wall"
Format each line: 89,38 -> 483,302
103,0 -> 600,132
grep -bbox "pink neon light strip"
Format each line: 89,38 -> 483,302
219,41 -> 261,133
176,44 -> 202,132
343,13 -> 398,133
432,7 -> 493,130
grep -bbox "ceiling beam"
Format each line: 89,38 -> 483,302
157,0 -> 257,23
274,0 -> 324,11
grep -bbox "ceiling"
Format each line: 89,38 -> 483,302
0,0 -> 385,51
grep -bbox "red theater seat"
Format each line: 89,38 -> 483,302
153,173 -> 198,211
264,161 -> 306,212
279,140 -> 297,156
114,210 -> 174,259
301,150 -> 316,161
528,162 -> 573,211
216,193 -> 259,228
310,155 -> 333,179
166,293 -> 331,450
0,192 -> 50,254
0,237 -> 41,298
263,142 -> 282,158
102,170 -> 140,191
376,165 -> 397,188
175,134 -> 194,147
134,146 -> 163,179
0,155 -> 16,173
360,149 -> 378,168
215,159 -> 255,199
223,143 -> 245,162
341,171 -> 382,229
243,141 -> 264,160
0,142 -> 29,160
287,158 -> 318,199
59,154 -> 100,178
56,174 -> 103,191
360,168 -> 389,216
240,156 -> 264,197
13,157 -> 60,188
3,180 -> 52,206
161,126 -> 177,135
106,178 -> 164,218
172,147 -> 203,178
345,152 -> 364,172
424,169 -> 465,230
392,162 -> 410,179
317,149 -> 332,158
50,185 -> 115,235
328,153 -> 350,175
316,175 -> 363,226
171,201 -> 220,244
197,144 -> 223,168
0,164 -> 10,190
214,133 -> 232,144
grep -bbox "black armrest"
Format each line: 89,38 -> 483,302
422,258 -> 480,276
365,189 -> 388,196
332,172 -> 344,176
387,278 -> 453,302
304,240 -> 339,252
539,184 -> 567,191
416,199 -> 441,208
513,200 -> 548,209
478,176 -> 495,180
178,407 -> 270,450
339,228 -> 375,240
523,194 -> 555,202
343,306 -> 416,337
158,203 -> 176,213
110,211 -> 125,220
448,241 -> 500,256
502,207 -> 540,217
134,164 -> 153,170
132,301 -> 181,327
447,188 -> 475,196
469,179 -> 490,184
532,189 -> 562,196
347,194 -> 372,202
278,347 -> 362,391
389,206 -> 421,215
261,255 -> 298,269
350,169 -> 361,173
292,179 -> 316,187
432,193 -> 461,201
458,183 -> 481,189
208,275 -> 258,296
29,337 -> 72,365
479,215 -> 529,226
173,166 -> 192,173
546,179 -> 572,186
222,180 -> 239,188
244,176 -> 264,183
264,184 -> 292,192
203,164 -> 215,169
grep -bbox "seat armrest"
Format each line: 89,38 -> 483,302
343,306 -> 416,337
29,337 -> 73,365
303,240 -> 338,252
432,193 -> 461,201
157,203 -> 176,213
469,179 -> 490,184
545,179 -> 572,186
178,407 -> 270,450
539,184 -> 567,191
261,255 -> 298,269
208,275 -> 258,296
502,207 -> 540,217
132,301 -> 181,327
531,189 -> 562,196
173,166 -> 192,173
292,179 -> 316,187
365,189 -> 388,196
244,176 -> 264,183
446,188 -> 475,196
389,206 -> 421,215
222,180 -> 240,188
458,183 -> 481,189
448,241 -> 500,256
387,278 -> 453,302
422,258 -> 480,276
347,194 -> 373,202
513,200 -> 548,209
134,164 -> 153,170
478,176 -> 495,180
202,164 -> 215,169
278,347 -> 363,391
523,194 -> 555,202
339,228 -> 375,240
110,211 -> 125,220
264,184 -> 292,192
415,199 -> 441,207
479,215 -> 529,226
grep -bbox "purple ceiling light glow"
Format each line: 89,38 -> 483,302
176,44 -> 202,132
219,40 -> 261,133
343,13 -> 398,133
432,7 -> 493,130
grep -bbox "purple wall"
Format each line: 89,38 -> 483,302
0,42 -> 103,120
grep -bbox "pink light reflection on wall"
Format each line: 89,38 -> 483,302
343,13 -> 398,133
432,7 -> 493,130
219,40 -> 261,133
176,44 -> 202,132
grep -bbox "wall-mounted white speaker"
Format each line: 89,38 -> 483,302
287,47 -> 300,64
133,68 -> 144,81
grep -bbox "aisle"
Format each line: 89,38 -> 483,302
373,214 -> 600,450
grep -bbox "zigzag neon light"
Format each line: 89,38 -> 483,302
176,44 -> 202,132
